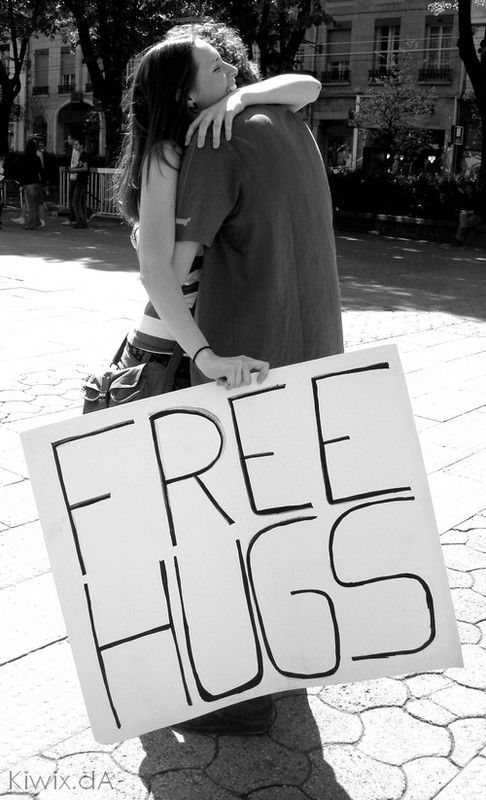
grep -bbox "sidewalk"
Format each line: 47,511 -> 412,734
1,213 -> 486,799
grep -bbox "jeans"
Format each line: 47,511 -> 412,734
23,184 -> 41,229
73,183 -> 88,227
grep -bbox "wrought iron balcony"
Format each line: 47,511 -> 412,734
85,82 -> 93,92
418,66 -> 453,82
321,67 -> 351,84
32,85 -> 49,95
58,83 -> 75,93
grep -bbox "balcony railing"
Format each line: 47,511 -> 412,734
418,66 -> 453,82
321,67 -> 351,84
58,83 -> 75,93
32,85 -> 49,95
85,82 -> 93,92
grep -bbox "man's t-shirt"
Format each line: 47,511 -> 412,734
175,105 -> 343,376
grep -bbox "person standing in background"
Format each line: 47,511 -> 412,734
62,133 -> 80,226
35,138 -> 48,227
69,138 -> 90,228
20,138 -> 44,230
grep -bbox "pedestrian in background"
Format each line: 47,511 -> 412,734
19,138 -> 44,230
62,133 -> 80,226
68,138 -> 90,228
0,153 -> 4,229
35,138 -> 48,228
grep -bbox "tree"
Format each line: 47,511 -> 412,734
429,1 -> 486,182
214,1 -> 333,76
59,1 -> 193,163
359,53 -> 437,172
0,0 -> 59,155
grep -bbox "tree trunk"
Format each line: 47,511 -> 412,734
101,101 -> 123,165
0,94 -> 14,157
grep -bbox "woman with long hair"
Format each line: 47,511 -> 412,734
115,22 -> 321,391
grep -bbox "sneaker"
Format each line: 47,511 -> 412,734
61,220 -> 73,226
39,220 -> 46,227
11,217 -> 24,225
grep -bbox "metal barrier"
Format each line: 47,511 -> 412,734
59,166 -> 118,217
1,179 -> 22,209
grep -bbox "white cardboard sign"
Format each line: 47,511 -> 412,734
21,345 -> 462,743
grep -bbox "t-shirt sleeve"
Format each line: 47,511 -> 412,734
175,140 -> 240,246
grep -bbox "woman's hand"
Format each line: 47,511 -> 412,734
185,90 -> 245,149
195,349 -> 269,390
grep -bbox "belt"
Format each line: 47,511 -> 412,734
126,340 -> 188,365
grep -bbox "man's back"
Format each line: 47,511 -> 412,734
176,105 -> 343,369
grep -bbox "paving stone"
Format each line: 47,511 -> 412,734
0,572 -> 66,664
440,530 -> 469,544
454,516 -> 486,536
0,521 -> 50,589
0,481 -> 38,527
112,729 -> 216,776
478,620 -> 486,649
471,569 -> 486,595
433,684 -> 486,716
457,621 -> 481,644
405,698 -> 456,725
411,389 -> 486,422
401,757 -> 458,800
442,544 -> 486,571
149,771 -> 238,800
0,641 -> 89,769
358,707 -> 451,765
303,745 -> 405,800
318,678 -> 407,713
41,729 -> 116,759
433,756 -> 486,799
35,753 -> 147,799
249,788 -> 308,800
445,644 -> 486,689
449,718 -> 486,767
446,568 -> 473,589
270,694 -> 361,752
0,755 -> 58,795
446,449 -> 486,484
451,587 -> 486,623
206,736 -> 308,795
0,467 -> 24,488
404,673 -> 453,698
427,472 -> 486,534
467,529 -> 486,552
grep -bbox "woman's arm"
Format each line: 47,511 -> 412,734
186,74 -> 322,148
137,147 -> 269,388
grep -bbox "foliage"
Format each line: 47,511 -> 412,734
329,170 -> 476,220
359,52 -> 437,165
0,0 -> 61,155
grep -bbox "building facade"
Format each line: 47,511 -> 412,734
297,0 -> 485,173
3,31 -> 106,156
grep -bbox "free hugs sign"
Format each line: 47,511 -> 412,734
22,345 -> 462,743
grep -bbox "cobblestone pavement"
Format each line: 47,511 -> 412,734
1,215 -> 486,799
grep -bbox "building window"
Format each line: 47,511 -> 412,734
323,25 -> 351,83
33,48 -> 49,94
373,22 -> 400,73
425,20 -> 453,68
59,47 -> 75,92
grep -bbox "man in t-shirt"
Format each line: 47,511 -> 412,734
175,104 -> 343,375
69,138 -> 90,228
170,105 -> 343,735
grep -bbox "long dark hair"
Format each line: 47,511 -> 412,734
115,37 -> 197,223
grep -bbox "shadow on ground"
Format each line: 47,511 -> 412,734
0,213 -> 138,273
337,233 -> 486,322
137,692 -> 351,799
